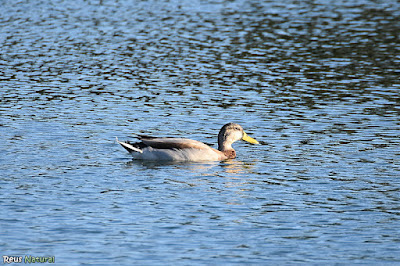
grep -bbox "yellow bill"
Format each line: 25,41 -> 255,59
242,132 -> 259,144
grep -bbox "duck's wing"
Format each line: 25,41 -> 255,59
138,136 -> 213,150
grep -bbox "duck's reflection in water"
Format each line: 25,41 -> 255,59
124,158 -> 256,190
126,158 -> 255,176
219,159 -> 256,175
124,158 -> 257,207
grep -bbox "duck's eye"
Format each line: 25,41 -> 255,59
235,127 -> 240,131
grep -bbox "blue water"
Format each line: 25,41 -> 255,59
1,0 -> 400,264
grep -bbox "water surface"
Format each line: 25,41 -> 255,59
1,0 -> 399,264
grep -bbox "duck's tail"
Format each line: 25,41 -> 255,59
116,137 -> 143,153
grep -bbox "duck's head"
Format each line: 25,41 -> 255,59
218,123 -> 259,151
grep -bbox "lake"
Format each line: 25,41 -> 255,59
1,0 -> 399,264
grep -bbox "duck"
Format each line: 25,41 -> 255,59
116,123 -> 259,161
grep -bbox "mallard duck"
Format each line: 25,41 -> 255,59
116,123 -> 259,161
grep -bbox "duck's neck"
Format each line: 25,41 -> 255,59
218,136 -> 237,158
218,136 -> 236,159
218,141 -> 232,151
218,133 -> 231,151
